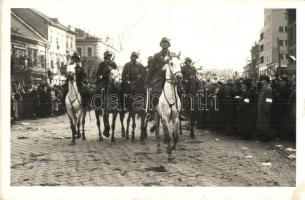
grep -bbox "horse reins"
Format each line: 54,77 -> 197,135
163,61 -> 181,122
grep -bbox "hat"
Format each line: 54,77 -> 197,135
160,37 -> 171,47
260,75 -> 270,83
130,51 -> 139,58
71,52 -> 80,59
104,50 -> 112,58
185,57 -> 192,63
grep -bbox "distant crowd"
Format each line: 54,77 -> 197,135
196,75 -> 296,141
11,83 -> 66,122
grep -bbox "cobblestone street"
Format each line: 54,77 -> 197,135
11,113 -> 295,186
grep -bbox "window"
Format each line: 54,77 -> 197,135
260,33 -> 264,40
260,56 -> 264,63
77,47 -> 82,56
279,26 -> 287,33
279,40 -> 288,46
87,47 -> 93,57
260,45 -> 264,52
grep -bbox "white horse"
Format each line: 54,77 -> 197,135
153,54 -> 183,159
65,63 -> 86,145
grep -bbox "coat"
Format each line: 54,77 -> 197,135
122,61 -> 145,93
96,60 -> 118,87
144,50 -> 169,88
256,84 -> 272,131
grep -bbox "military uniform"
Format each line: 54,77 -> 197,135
62,54 -> 89,106
235,85 -> 253,139
122,59 -> 145,94
256,76 -> 273,141
95,57 -> 118,94
181,62 -> 198,92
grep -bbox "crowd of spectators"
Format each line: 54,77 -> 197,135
11,83 -> 65,123
196,75 -> 296,142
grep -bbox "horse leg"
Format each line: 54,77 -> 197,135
76,116 -> 81,139
111,113 -> 117,143
120,112 -> 125,138
190,112 -> 195,138
131,113 -> 136,141
172,116 -> 180,150
154,113 -> 161,154
126,113 -> 131,140
160,117 -> 172,156
179,113 -> 183,135
103,112 -> 110,137
143,113 -> 148,139
95,111 -> 103,141
68,115 -> 76,145
140,113 -> 146,141
82,109 -> 86,140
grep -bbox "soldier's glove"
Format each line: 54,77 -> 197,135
99,75 -> 103,79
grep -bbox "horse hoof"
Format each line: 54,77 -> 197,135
121,133 -> 125,138
125,135 -> 129,140
103,131 -> 110,137
157,148 -> 162,154
76,134 -> 81,139
98,137 -> 103,141
190,133 -> 195,139
70,141 -> 75,145
111,139 -> 115,143
82,137 -> 86,140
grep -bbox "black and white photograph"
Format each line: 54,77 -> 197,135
1,0 -> 304,200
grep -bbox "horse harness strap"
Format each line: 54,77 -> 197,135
163,85 -> 178,123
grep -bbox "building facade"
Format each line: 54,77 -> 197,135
287,9 -> 296,75
258,9 -> 289,77
250,42 -> 259,80
11,8 -> 76,85
75,28 -> 119,83
11,11 -> 48,85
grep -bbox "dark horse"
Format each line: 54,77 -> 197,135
94,69 -> 125,142
123,68 -> 148,142
180,74 -> 199,138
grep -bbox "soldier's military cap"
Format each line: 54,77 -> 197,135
185,57 -> 192,63
160,37 -> 171,47
130,51 -> 139,58
104,50 -> 112,58
71,52 -> 80,59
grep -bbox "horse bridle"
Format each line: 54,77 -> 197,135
162,57 -> 182,122
165,59 -> 182,84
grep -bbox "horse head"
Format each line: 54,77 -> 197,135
109,69 -> 122,89
66,63 -> 76,81
163,53 -> 183,83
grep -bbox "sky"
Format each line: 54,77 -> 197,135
36,1 -> 264,71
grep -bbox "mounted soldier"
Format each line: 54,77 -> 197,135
95,50 -> 118,96
181,57 -> 198,92
62,52 -> 89,107
181,57 -> 199,138
122,51 -> 146,95
144,37 -> 172,116
122,52 -> 147,140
